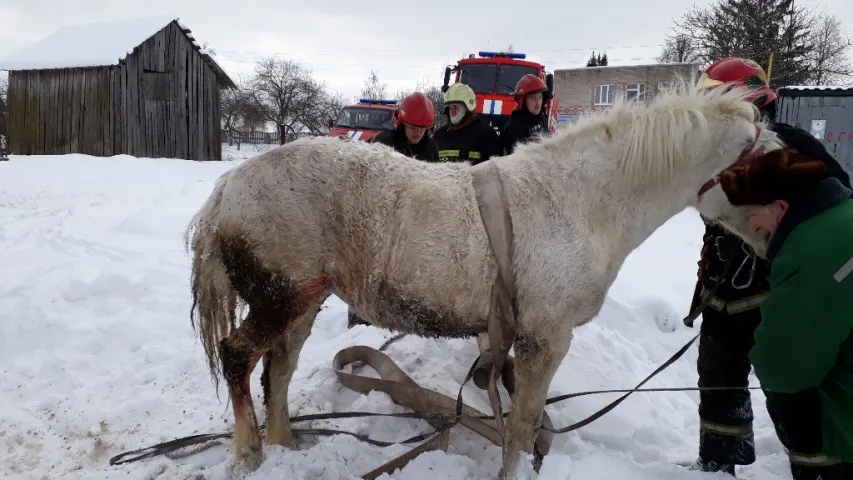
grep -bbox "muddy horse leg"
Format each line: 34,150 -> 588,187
501,329 -> 572,476
261,300 -> 323,447
219,307 -> 289,470
217,239 -> 329,472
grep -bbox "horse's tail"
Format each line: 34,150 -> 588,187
184,171 -> 240,391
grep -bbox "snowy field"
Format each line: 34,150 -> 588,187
0,144 -> 793,479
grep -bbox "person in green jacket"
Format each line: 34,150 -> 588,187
720,147 -> 853,480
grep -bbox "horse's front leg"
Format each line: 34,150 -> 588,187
501,327 -> 572,476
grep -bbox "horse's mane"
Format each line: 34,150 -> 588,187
534,74 -> 761,189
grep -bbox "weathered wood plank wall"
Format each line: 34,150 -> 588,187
7,67 -> 113,156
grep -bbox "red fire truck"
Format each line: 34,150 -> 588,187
327,98 -> 399,142
441,51 -> 560,135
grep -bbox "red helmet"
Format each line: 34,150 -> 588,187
698,57 -> 777,108
513,74 -> 548,110
395,92 -> 435,129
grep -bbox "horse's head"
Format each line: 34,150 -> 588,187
608,78 -> 784,256
686,84 -> 785,257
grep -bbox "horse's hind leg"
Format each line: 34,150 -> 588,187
261,298 -> 324,447
219,307 -> 286,470
219,274 -> 328,470
218,236 -> 329,470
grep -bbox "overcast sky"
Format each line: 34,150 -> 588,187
1,0 -> 850,101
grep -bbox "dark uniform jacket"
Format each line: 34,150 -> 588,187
370,127 -> 439,162
432,112 -> 501,165
500,108 -> 549,155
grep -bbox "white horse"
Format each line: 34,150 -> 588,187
184,78 -> 783,477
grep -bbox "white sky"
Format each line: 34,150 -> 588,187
1,0 -> 851,101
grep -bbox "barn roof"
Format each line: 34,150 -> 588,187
0,15 -> 236,89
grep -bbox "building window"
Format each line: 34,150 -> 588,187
594,85 -> 614,105
626,83 -> 646,103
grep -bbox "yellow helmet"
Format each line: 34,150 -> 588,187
443,83 -> 477,111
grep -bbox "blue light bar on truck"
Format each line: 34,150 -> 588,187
477,51 -> 527,59
358,99 -> 397,105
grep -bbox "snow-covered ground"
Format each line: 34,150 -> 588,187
0,145 -> 793,479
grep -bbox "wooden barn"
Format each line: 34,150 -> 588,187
0,15 -> 236,161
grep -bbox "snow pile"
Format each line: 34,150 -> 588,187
0,152 -> 792,479
0,15 -> 176,71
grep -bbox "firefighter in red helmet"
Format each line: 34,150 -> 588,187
369,92 -> 439,161
500,74 -> 551,154
698,56 -> 777,107
684,56 -> 852,479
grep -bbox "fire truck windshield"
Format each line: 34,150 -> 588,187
458,64 -> 539,95
335,107 -> 394,130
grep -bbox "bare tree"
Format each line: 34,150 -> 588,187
657,34 -> 701,63
300,90 -> 347,136
663,0 -> 827,88
240,99 -> 267,132
361,70 -> 388,100
250,57 -> 324,144
219,73 -> 268,147
807,12 -> 853,85
221,74 -> 250,144
200,42 -> 217,57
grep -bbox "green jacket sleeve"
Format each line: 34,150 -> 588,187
750,254 -> 851,393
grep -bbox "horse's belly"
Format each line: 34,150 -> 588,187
364,276 -> 488,339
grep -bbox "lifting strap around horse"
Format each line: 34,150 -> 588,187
469,161 -> 553,470
471,160 -> 517,436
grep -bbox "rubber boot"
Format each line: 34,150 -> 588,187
790,460 -> 853,480
683,458 -> 736,476
697,423 -> 755,468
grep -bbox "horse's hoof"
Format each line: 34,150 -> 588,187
264,432 -> 297,449
234,443 -> 264,472
498,446 -> 535,480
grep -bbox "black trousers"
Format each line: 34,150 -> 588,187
697,305 -> 761,466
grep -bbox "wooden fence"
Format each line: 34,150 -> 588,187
224,129 -> 313,145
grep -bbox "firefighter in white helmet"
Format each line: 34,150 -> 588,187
432,83 -> 501,164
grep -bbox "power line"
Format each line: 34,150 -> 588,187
213,51 -> 779,70
213,44 -> 668,59
214,54 -> 680,69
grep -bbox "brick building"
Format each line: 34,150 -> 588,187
553,62 -> 699,124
